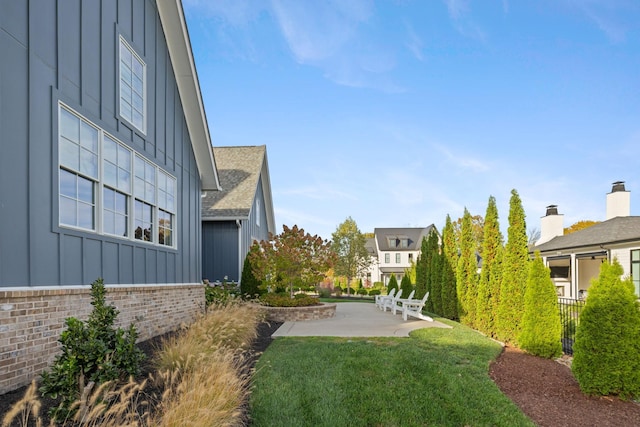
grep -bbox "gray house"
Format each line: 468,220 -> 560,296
533,181 -> 640,299
0,0 -> 221,394
201,145 -> 276,284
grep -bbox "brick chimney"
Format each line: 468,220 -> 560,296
606,181 -> 630,220
537,204 -> 564,245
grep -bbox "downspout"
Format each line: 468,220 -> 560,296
236,220 -> 242,287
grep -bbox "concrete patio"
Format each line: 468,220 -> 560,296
271,302 -> 451,338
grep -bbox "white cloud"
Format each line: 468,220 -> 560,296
404,22 -> 425,62
432,143 -> 491,173
442,0 -> 487,42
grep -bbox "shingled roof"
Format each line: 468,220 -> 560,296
374,226 -> 435,251
533,216 -> 640,252
201,145 -> 269,221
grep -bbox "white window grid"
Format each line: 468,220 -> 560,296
58,104 -> 176,248
119,36 -> 146,134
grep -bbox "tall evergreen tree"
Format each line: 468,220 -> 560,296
415,236 -> 429,298
456,208 -> 479,327
572,259 -> 640,399
426,228 -> 442,315
476,196 -> 503,336
519,252 -> 562,358
424,228 -> 440,312
496,189 -> 529,344
440,215 -> 458,320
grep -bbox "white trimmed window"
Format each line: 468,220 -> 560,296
58,104 -> 176,248
384,253 -> 390,263
119,37 -> 146,133
395,253 -> 401,263
59,108 -> 99,230
256,198 -> 261,227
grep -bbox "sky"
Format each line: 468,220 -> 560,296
182,0 -> 640,241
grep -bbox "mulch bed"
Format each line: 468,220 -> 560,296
489,346 -> 640,427
3,325 -> 640,426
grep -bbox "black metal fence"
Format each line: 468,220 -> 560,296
558,298 -> 585,355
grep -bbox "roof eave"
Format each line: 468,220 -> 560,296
156,0 -> 221,190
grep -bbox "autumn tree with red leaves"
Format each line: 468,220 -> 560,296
250,225 -> 335,298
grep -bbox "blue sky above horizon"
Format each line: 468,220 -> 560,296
183,0 -> 640,240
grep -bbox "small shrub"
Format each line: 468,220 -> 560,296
572,259 -> 640,399
334,287 -> 343,297
205,285 -> 240,307
357,288 -> 368,296
317,287 -> 332,298
39,278 -> 145,421
259,293 -> 320,307
372,281 -> 384,290
368,289 -> 381,296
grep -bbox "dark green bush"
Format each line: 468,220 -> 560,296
39,278 -> 145,420
317,287 -> 332,298
205,284 -> 240,306
519,252 -> 562,358
572,259 -> 640,399
260,293 -> 320,307
368,289 -> 381,296
357,288 -> 368,296
400,275 -> 413,298
387,274 -> 399,295
240,244 -> 263,299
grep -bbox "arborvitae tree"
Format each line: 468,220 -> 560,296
475,196 -> 503,336
497,189 -> 529,345
424,228 -> 440,313
427,230 -> 442,315
456,208 -> 479,327
400,274 -> 413,298
440,215 -> 458,320
572,259 -> 640,399
387,273 -> 399,295
415,236 -> 428,298
240,243 -> 263,298
519,252 -> 562,358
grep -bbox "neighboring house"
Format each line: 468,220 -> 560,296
533,181 -> 640,300
201,146 -> 276,284
0,0 -> 220,394
365,227 -> 436,286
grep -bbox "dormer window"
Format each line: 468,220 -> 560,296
387,237 -> 397,248
400,238 -> 409,248
119,37 -> 146,134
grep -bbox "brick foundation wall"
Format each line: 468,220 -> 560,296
263,303 -> 336,322
0,283 -> 204,394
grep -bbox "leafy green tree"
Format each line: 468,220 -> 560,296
519,252 -> 562,358
496,189 -> 529,345
400,274 -> 413,298
476,196 -> 503,336
250,225 -> 335,298
387,274 -> 399,294
331,217 -> 371,296
240,243 -> 263,298
404,259 -> 417,284
457,208 -> 479,327
440,215 -> 458,320
572,259 -> 640,399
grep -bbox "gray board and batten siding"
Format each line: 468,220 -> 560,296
0,0 -> 203,288
202,174 -> 271,283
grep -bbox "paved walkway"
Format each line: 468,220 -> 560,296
271,302 -> 451,338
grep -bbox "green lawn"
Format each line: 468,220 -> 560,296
250,319 -> 534,427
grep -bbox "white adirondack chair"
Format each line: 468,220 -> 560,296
402,292 -> 433,321
392,290 -> 415,315
375,288 -> 396,310
382,289 -> 403,312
